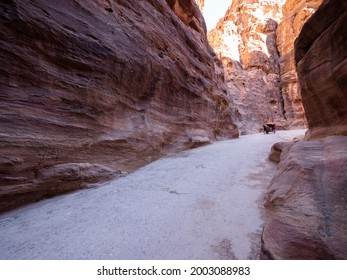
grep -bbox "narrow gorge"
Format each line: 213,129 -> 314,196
0,0 -> 346,259
208,0 -> 323,133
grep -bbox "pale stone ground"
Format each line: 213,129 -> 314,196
0,129 -> 306,260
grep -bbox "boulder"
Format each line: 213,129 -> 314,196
268,142 -> 292,163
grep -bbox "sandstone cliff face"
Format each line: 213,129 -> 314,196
262,0 -> 347,259
295,0 -> 347,139
276,0 -> 323,127
208,0 -> 286,134
0,0 -> 238,212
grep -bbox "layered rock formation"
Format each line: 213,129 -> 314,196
276,0 -> 323,126
208,0 -> 286,134
262,0 -> 347,259
0,0 -> 238,212
295,0 -> 347,139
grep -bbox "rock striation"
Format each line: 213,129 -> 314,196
295,0 -> 347,139
262,136 -> 347,259
262,0 -> 347,259
208,0 -> 286,134
276,0 -> 323,127
0,0 -> 238,212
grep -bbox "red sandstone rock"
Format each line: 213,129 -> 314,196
295,0 -> 347,139
276,0 -> 323,127
268,142 -> 292,163
262,0 -> 347,259
208,0 -> 287,134
207,0 -> 323,133
0,0 -> 238,212
262,136 -> 347,259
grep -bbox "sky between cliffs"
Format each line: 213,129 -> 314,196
203,0 -> 230,31
203,0 -> 286,31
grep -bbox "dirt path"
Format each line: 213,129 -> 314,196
0,130 -> 305,259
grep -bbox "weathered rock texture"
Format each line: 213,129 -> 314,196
262,137 -> 347,259
267,141 -> 292,163
276,0 -> 323,127
295,0 -> 347,139
262,0 -> 347,259
208,0 -> 287,134
0,0 -> 238,212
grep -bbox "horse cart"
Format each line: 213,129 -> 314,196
263,122 -> 276,134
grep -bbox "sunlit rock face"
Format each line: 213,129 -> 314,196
208,0 -> 286,134
195,0 -> 204,12
276,0 -> 323,127
295,0 -> 347,139
0,0 -> 238,212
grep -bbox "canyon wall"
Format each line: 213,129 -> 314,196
0,0 -> 238,212
295,0 -> 347,139
208,0 -> 323,133
208,0 -> 286,134
276,0 -> 323,127
262,0 -> 347,259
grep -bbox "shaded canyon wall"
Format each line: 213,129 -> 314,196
0,0 -> 238,212
262,0 -> 347,259
276,0 -> 323,126
295,0 -> 347,139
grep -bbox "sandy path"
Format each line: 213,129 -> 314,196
0,130 -> 305,260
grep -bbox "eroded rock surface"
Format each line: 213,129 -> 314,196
262,137 -> 347,259
276,0 -> 323,126
267,141 -> 292,163
262,0 -> 347,259
0,0 -> 238,212
208,0 -> 286,134
295,0 -> 347,139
